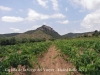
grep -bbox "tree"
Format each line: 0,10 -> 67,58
83,34 -> 88,37
9,37 -> 16,45
92,30 -> 100,37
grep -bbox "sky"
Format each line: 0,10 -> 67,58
0,0 -> 100,35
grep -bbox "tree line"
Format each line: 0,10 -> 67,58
82,30 -> 100,37
0,37 -> 46,46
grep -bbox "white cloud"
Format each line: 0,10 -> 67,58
81,9 -> 100,29
72,0 -> 100,10
26,25 -> 42,31
37,0 -> 48,8
70,0 -> 100,31
51,0 -> 59,11
2,16 -> 24,22
26,9 -> 50,21
40,14 -> 50,19
65,7 -> 68,11
26,9 -> 65,21
51,13 -> 65,19
0,6 -> 12,11
10,28 -> 20,32
27,9 -> 40,21
57,20 -> 69,24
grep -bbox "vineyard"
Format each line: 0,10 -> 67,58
0,41 -> 51,75
55,38 -> 100,75
0,37 -> 100,75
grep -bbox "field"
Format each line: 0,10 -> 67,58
55,38 -> 100,75
0,40 -> 51,75
0,37 -> 100,75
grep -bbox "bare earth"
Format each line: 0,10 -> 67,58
33,45 -> 81,75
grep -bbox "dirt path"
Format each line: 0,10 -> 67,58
33,45 -> 81,75
13,45 -> 81,75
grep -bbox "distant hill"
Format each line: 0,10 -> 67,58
62,32 -> 93,38
0,25 -> 61,39
0,33 -> 20,37
0,25 -> 96,39
62,33 -> 82,38
18,25 -> 61,39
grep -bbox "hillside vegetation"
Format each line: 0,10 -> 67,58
55,38 -> 100,75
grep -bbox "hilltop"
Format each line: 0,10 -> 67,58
0,25 -> 61,39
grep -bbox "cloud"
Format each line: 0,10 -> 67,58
10,28 -> 21,32
2,16 -> 24,22
51,0 -> 59,11
81,9 -> 100,29
51,13 -> 65,19
70,0 -> 100,31
26,9 -> 65,21
26,25 -> 41,31
71,0 -> 100,10
37,0 -> 48,8
26,9 -> 50,21
38,0 -> 59,10
57,20 -> 69,24
0,6 -> 12,11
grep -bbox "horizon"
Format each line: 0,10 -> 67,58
0,0 -> 100,35
0,24 -> 97,36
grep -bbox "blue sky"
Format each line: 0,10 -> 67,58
0,0 -> 100,35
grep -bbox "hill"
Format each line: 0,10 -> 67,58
0,33 -> 20,37
0,25 -> 61,39
36,25 -> 61,38
62,32 -> 94,38
16,29 -> 52,39
0,25 -> 97,39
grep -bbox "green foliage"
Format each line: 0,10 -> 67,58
55,38 -> 100,75
0,41 -> 51,74
92,30 -> 100,37
0,37 -> 46,46
94,41 -> 100,53
83,34 -> 88,37
0,37 -> 16,46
